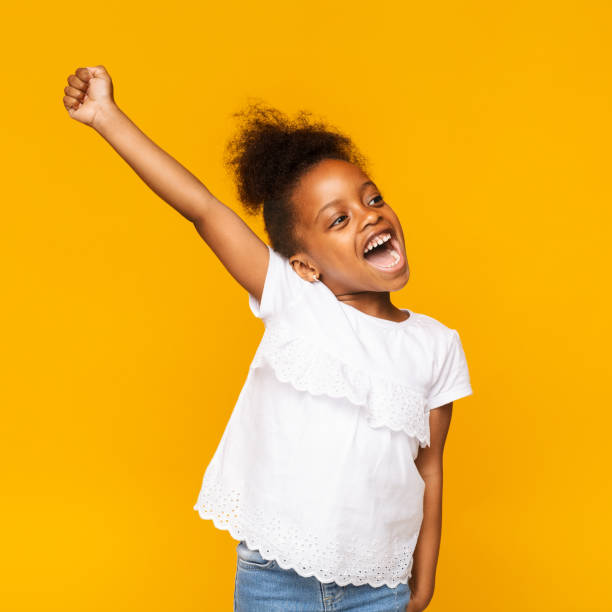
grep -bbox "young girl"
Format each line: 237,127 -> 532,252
63,65 -> 473,612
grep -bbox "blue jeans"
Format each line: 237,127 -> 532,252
234,540 -> 411,612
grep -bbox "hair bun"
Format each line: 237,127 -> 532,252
223,99 -> 369,257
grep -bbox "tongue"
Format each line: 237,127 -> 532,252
364,242 -> 396,268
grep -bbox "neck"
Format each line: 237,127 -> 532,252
334,291 -> 408,322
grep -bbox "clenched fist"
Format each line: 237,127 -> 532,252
63,65 -> 116,127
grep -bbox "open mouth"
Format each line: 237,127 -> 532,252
362,229 -> 405,272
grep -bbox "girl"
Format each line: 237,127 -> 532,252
63,65 -> 473,612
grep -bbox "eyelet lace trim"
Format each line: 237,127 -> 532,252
250,321 -> 430,447
193,477 -> 416,588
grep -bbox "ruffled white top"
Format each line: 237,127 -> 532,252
193,245 -> 473,588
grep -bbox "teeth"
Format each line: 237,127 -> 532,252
363,232 -> 392,255
378,249 -> 401,268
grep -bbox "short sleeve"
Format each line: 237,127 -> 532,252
248,244 -> 306,320
426,329 -> 473,410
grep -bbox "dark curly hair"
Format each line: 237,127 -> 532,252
223,100 -> 371,258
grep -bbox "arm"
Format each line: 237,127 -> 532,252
63,65 -> 268,302
407,402 -> 453,612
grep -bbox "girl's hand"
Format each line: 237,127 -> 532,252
406,589 -> 432,612
405,579 -> 433,612
63,65 -> 116,128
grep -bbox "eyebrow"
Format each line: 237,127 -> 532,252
315,180 -> 377,223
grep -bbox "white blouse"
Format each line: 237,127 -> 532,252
193,245 -> 473,588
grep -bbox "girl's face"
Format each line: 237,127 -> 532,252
290,158 -> 410,295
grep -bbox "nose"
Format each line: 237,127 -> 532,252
358,204 -> 382,231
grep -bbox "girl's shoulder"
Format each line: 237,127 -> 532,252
248,245 -> 309,321
398,311 -> 467,370
409,310 -> 458,337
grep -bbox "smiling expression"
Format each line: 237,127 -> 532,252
289,158 -> 410,296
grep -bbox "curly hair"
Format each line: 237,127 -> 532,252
223,100 -> 370,258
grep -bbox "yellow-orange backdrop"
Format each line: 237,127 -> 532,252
1,1 -> 610,610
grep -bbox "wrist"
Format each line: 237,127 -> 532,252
409,569 -> 435,599
91,103 -> 124,134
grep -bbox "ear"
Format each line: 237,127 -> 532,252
289,254 -> 320,283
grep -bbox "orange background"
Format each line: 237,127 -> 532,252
2,1 -> 610,610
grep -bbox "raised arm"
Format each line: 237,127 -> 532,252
63,65 -> 268,302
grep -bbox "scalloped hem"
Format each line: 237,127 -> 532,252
194,505 -> 411,589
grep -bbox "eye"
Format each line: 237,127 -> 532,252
330,215 -> 347,227
368,194 -> 384,206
